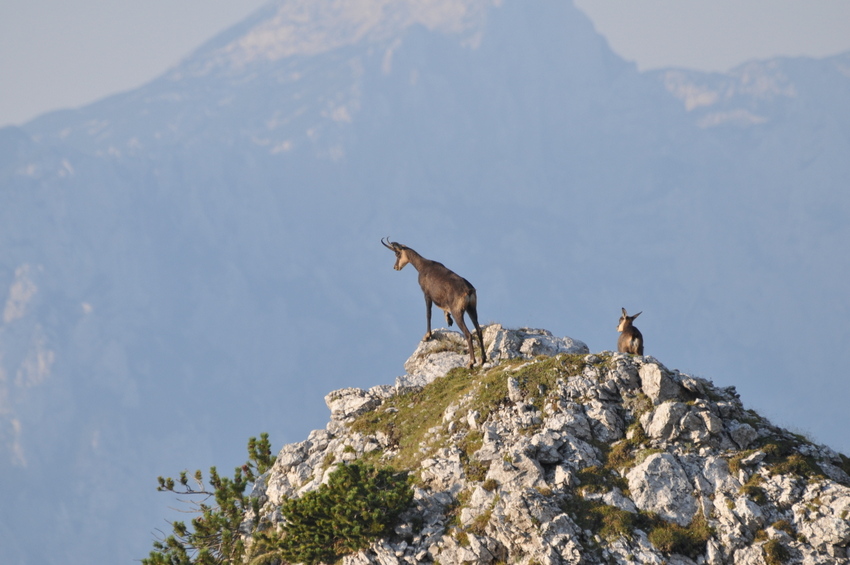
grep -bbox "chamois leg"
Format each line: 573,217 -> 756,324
453,312 -> 477,369
424,296 -> 434,340
466,303 -> 485,365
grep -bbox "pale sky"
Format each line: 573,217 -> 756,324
1,0 -> 849,128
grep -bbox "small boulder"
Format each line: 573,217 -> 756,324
627,452 -> 698,526
640,363 -> 683,405
324,387 -> 380,421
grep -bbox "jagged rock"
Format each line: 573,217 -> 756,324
794,483 -> 850,552
640,399 -> 722,446
558,435 -> 602,470
486,324 -> 589,360
545,400 -> 593,440
246,327 -> 850,565
715,492 -> 751,549
401,325 -> 589,387
701,455 -> 742,496
727,419 -> 759,449
734,495 -> 766,531
640,362 -> 684,404
420,447 -> 466,493
730,545 -> 764,565
584,487 -> 638,513
584,400 -> 625,442
762,471 -> 803,509
400,328 -> 480,386
507,376 -> 523,402
487,449 -> 546,490
459,485 -> 498,526
431,532 -> 505,564
608,531 -> 667,564
627,452 -> 699,526
705,538 -> 725,565
641,401 -> 689,441
325,387 -> 381,421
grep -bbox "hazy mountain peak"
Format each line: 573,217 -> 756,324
184,0 -> 497,75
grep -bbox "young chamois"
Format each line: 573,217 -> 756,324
381,238 -> 485,369
617,308 -> 644,355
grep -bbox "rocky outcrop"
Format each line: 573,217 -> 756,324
399,324 -> 589,388
251,326 -> 850,564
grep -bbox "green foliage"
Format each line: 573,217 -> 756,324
740,474 -> 768,504
646,513 -> 713,559
771,520 -> 795,538
605,440 -> 636,472
349,366 -> 479,470
575,465 -> 629,495
769,453 -> 822,478
143,433 -> 276,565
273,461 -> 413,565
349,354 -> 590,471
481,478 -> 499,492
563,492 -> 713,558
457,430 -> 488,481
740,484 -> 767,504
730,433 -> 848,486
755,436 -> 827,481
562,496 -> 639,542
727,451 -> 750,475
763,538 -> 791,565
599,425 -> 652,475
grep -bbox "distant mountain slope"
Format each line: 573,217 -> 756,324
1,1 -> 849,563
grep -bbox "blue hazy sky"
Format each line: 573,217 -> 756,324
1,0 -> 849,127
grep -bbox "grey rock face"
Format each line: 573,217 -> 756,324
640,362 -> 684,404
325,387 -> 382,421
627,452 -> 698,526
401,325 -> 589,388
248,327 -> 850,565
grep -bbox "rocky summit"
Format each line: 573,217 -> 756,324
251,326 -> 850,565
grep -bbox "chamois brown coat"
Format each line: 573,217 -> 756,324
617,307 -> 644,355
382,238 -> 485,368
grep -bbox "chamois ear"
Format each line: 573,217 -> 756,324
632,311 -> 642,319
621,307 -> 628,316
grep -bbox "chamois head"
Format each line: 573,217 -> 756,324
617,308 -> 641,332
381,237 -> 411,271
617,307 -> 644,355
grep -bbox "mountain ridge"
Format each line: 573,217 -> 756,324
220,325 -> 850,565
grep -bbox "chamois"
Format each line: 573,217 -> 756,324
381,238 -> 485,368
617,308 -> 644,355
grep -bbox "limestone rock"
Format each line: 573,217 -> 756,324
640,362 -> 684,404
794,483 -> 850,551
627,452 -> 698,526
325,387 -> 381,421
245,327 -> 850,565
485,324 -> 589,361
401,325 -> 589,387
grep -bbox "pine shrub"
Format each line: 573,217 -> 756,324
143,433 -> 276,565
276,462 -> 413,565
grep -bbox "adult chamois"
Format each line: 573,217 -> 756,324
381,238 -> 485,369
617,307 -> 644,355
